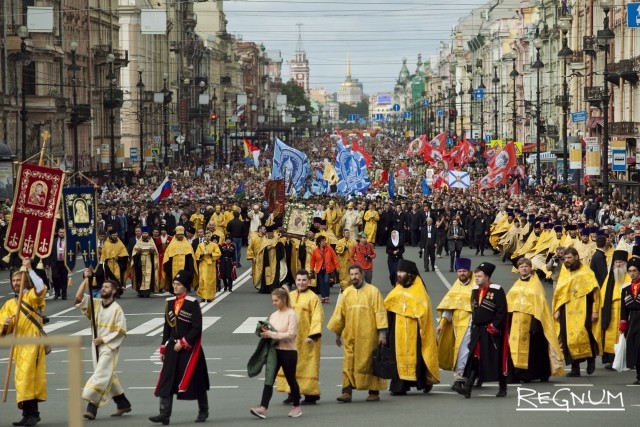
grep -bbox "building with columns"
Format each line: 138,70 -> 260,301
337,53 -> 364,105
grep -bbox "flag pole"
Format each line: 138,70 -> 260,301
3,132 -> 51,401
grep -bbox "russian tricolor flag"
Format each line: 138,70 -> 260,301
151,177 -> 172,204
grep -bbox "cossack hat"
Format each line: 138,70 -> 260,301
173,270 -> 193,290
475,262 -> 496,278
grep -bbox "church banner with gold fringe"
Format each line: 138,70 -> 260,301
4,163 -> 65,259
62,186 -> 99,271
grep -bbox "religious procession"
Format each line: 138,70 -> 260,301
0,130 -> 639,426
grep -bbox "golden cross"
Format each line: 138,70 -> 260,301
41,130 -> 51,142
67,249 -> 74,259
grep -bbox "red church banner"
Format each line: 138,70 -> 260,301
5,163 -> 65,259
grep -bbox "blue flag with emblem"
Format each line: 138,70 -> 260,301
61,186 -> 99,271
421,176 -> 431,195
271,137 -> 311,196
334,141 -> 371,195
388,169 -> 396,199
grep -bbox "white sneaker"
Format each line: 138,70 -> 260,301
288,406 -> 302,418
250,406 -> 267,419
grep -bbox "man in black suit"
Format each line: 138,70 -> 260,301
590,235 -> 608,287
408,203 -> 425,247
473,211 -> 489,256
127,226 -> 142,256
105,208 -> 121,235
447,218 -> 466,272
377,203 -> 394,246
419,217 -> 438,272
47,227 -> 69,299
391,204 -> 408,243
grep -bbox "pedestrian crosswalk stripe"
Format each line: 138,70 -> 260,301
70,317 -> 221,336
232,317 -> 264,334
44,320 -> 79,333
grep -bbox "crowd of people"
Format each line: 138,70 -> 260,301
1,132 -> 640,424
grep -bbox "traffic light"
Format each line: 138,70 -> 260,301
448,108 -> 456,122
210,113 -> 218,121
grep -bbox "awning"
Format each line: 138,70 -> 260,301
526,151 -> 557,164
587,117 -> 604,129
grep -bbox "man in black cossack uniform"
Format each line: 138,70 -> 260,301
150,270 -> 210,425
460,262 -> 509,398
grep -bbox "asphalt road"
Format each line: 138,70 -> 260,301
0,244 -> 638,426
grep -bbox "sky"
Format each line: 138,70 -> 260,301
222,0 -> 492,95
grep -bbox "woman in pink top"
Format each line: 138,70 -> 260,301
251,288 -> 301,419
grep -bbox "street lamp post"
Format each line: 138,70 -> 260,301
599,0 -> 615,203
17,26 -> 31,162
212,88 -> 218,165
510,55 -> 519,143
199,80 -> 207,156
458,88 -> 465,140
106,53 -> 116,178
558,18 -> 573,184
162,74 -> 169,167
532,31 -> 545,183
223,93 -> 228,164
136,66 -> 145,174
479,74 -> 486,145
468,78 -> 474,141
69,41 -> 80,177
492,65 -> 500,139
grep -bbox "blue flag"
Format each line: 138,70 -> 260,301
334,142 -> 371,195
235,181 -> 245,194
271,138 -> 311,195
388,170 -> 396,199
421,176 -> 431,195
61,186 -> 99,271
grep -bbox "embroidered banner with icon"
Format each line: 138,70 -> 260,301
62,186 -> 99,271
4,163 -> 65,259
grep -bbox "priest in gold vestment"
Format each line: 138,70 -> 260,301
328,264 -> 387,402
384,260 -> 439,395
436,258 -> 474,387
194,231 -> 222,302
335,229 -> 357,291
162,226 -> 196,291
99,229 -> 130,296
507,258 -> 564,381
276,270 -> 324,404
552,246 -> 600,377
0,260 -> 48,426
600,250 -> 629,369
130,226 -> 160,297
363,206 -> 380,243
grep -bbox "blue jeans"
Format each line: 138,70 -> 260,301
233,237 -> 243,265
317,271 -> 329,298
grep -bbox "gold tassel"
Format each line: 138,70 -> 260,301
2,254 -> 10,264
68,277 -> 73,288
37,260 -> 44,270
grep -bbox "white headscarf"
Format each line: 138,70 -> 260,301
391,230 -> 399,247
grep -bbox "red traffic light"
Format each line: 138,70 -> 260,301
210,113 -> 218,120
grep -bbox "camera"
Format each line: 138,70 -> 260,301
42,316 -> 50,325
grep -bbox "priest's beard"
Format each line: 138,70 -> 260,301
613,266 -> 626,284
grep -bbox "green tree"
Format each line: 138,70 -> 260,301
281,80 -> 313,123
339,99 -> 370,121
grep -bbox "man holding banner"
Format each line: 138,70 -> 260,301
0,258 -> 48,427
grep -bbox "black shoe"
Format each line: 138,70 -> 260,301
604,363 -> 614,371
449,268 -> 454,272
12,417 -> 40,427
425,268 -> 430,272
195,411 -> 208,423
587,358 -> 596,375
566,370 -> 581,377
282,396 -> 293,405
237,264 -> 242,268
53,296 -> 59,300
148,414 -> 170,425
390,391 -> 407,396
300,399 -> 317,405
496,388 -> 507,398
475,251 -> 479,255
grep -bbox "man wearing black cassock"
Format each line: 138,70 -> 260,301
150,270 -> 209,425
621,257 -> 640,384
460,262 -> 508,398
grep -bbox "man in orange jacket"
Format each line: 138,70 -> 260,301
310,236 -> 338,304
350,232 -> 377,284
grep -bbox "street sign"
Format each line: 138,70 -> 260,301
153,136 -> 161,144
571,111 -> 587,122
447,137 -> 453,145
485,134 -> 491,143
473,88 -> 485,100
403,111 -> 411,119
436,109 -> 444,117
422,99 -> 430,106
612,149 -> 627,171
176,134 -> 185,144
130,147 -> 138,160
348,114 -> 359,121
627,3 -> 640,28
151,148 -> 160,159
392,104 -> 401,112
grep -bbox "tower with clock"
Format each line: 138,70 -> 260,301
289,23 -> 309,93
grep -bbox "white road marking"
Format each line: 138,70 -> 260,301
145,316 -> 220,337
233,317 -> 266,334
554,383 -> 593,387
434,266 -> 451,290
43,320 -> 79,333
127,318 -> 166,335
49,306 -> 76,318
224,374 -> 245,378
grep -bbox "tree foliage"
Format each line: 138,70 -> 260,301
339,99 -> 369,120
281,80 -> 313,123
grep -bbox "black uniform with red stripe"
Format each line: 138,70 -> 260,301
621,281 -> 640,379
155,295 -> 209,400
463,284 -> 509,384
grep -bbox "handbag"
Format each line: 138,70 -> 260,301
612,332 -> 628,372
372,345 -> 396,379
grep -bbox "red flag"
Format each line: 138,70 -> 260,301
511,165 -> 526,178
488,142 -> 517,172
377,169 -> 389,187
407,135 -> 427,155
427,132 -> 448,153
478,169 -> 508,190
396,165 -> 409,180
351,139 -> 372,167
506,180 -> 520,196
419,141 -> 445,164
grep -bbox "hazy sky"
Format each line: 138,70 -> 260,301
222,0 -> 491,95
